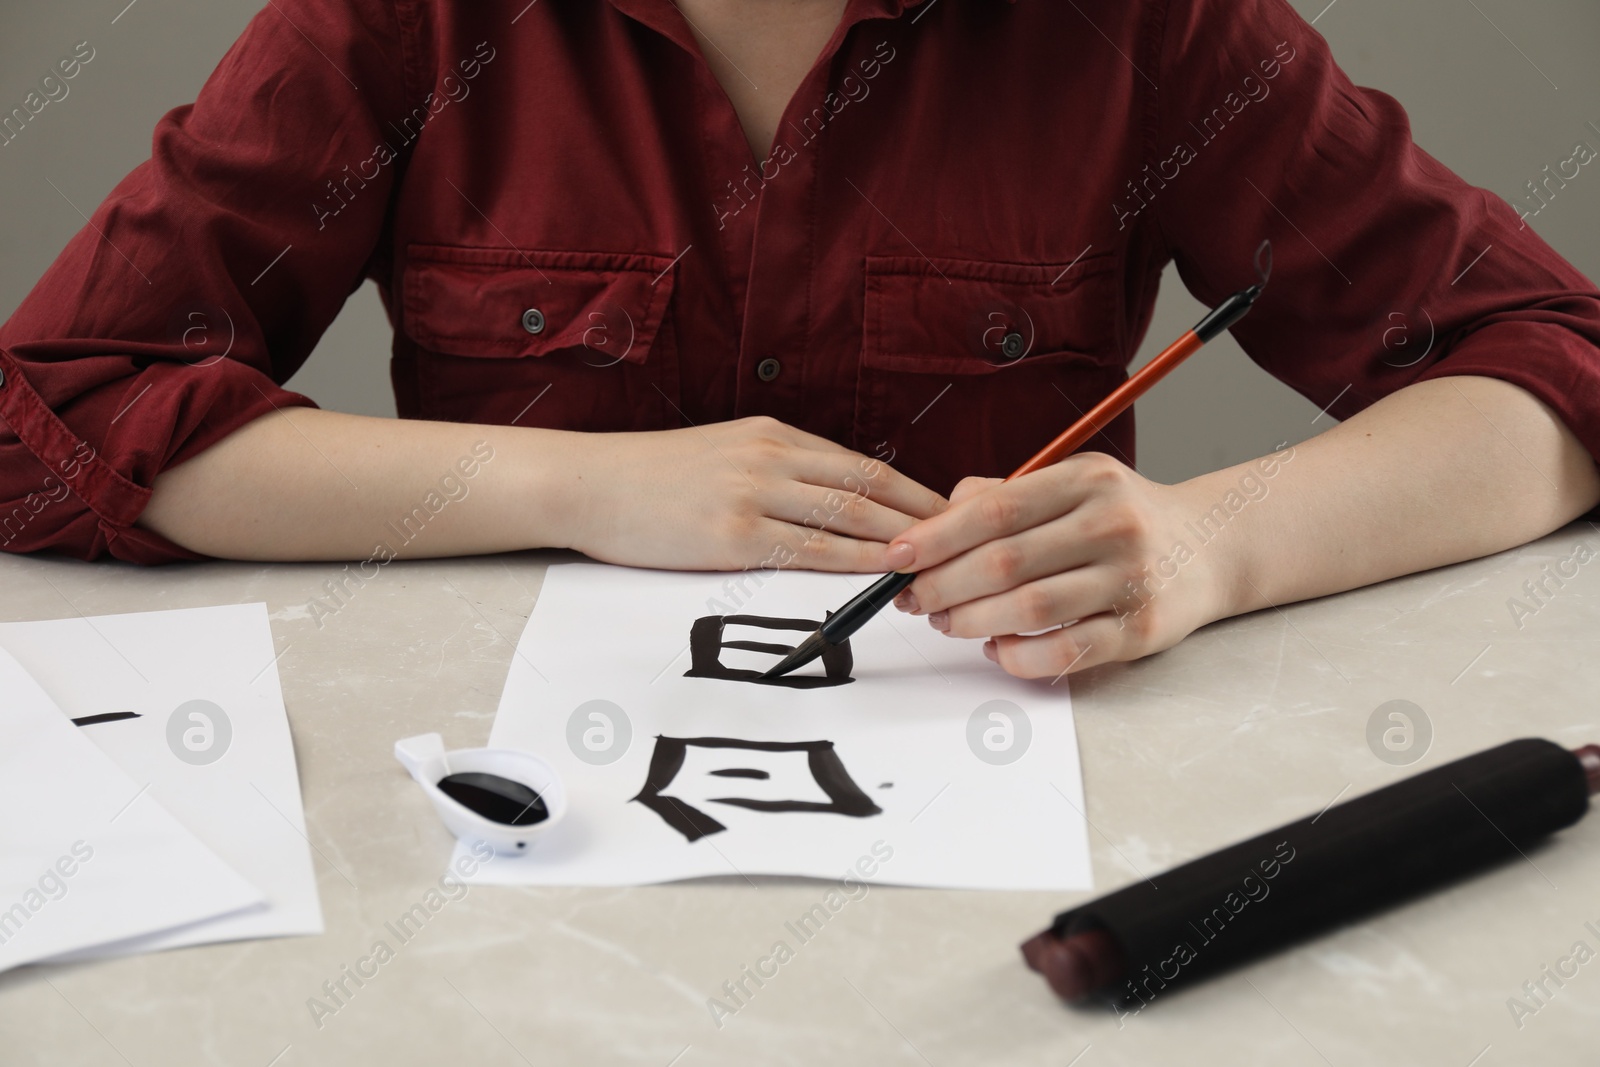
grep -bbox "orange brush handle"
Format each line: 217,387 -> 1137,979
1004,329 -> 1204,482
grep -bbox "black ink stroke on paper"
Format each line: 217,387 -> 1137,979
631,736 -> 882,843
683,614 -> 854,688
70,711 -> 142,727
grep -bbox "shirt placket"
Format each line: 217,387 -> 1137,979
605,0 -> 913,429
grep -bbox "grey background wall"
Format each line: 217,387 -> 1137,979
2,0 -> 1596,486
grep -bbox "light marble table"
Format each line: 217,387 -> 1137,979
3,525 -> 1599,1067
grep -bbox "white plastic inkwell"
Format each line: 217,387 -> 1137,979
394,733 -> 567,855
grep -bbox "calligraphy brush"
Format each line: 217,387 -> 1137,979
762,241 -> 1275,681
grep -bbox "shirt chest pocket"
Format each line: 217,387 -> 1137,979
399,243 -> 681,430
855,252 -> 1131,494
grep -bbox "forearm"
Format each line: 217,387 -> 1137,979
1187,374 -> 1600,619
139,407 -> 581,560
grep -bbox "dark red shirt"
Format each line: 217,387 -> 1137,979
3,0 -> 1599,563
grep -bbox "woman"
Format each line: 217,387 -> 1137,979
2,0 -> 1597,680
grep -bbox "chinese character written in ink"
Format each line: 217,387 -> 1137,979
683,614 -> 854,688
631,736 -> 882,842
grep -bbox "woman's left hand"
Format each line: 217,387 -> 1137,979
885,453 -> 1236,679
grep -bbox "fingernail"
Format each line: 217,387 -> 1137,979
929,611 -> 949,632
896,589 -> 920,614
885,541 -> 915,569
983,639 -> 998,662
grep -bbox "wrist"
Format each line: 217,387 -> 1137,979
498,426 -> 591,553
1167,472 -> 1255,624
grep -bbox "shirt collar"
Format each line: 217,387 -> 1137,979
862,0 -> 1016,16
604,0 -> 1012,55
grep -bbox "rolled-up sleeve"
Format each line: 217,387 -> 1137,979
0,0 -> 408,562
1148,0 -> 1600,464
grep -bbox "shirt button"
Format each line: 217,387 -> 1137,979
756,358 -> 781,382
1000,332 -> 1027,360
521,308 -> 546,335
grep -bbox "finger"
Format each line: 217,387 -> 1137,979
985,614 -> 1128,680
775,522 -> 893,573
888,463 -> 1095,574
932,565 -> 1126,638
790,450 -> 949,523
910,516 -> 1123,615
949,476 -> 1001,506
768,482 -> 924,544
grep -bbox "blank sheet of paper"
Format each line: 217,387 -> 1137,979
0,648 -> 263,972
458,564 -> 1092,890
0,603 -> 323,956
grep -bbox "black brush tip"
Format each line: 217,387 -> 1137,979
760,629 -> 832,680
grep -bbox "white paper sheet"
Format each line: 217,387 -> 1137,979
0,648 -> 264,972
457,564 -> 1092,890
0,603 -> 323,956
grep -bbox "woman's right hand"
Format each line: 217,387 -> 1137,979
558,415 -> 949,572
